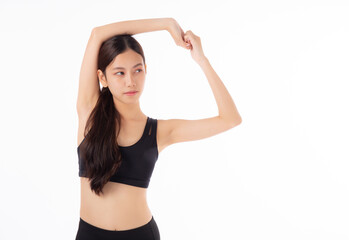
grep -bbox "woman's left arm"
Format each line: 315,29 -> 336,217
162,29 -> 242,147
183,30 -> 242,124
198,56 -> 242,124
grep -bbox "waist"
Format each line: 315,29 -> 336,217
80,200 -> 152,222
80,203 -> 152,231
80,177 -> 151,218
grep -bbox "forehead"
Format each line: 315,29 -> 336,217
111,62 -> 143,70
110,50 -> 143,70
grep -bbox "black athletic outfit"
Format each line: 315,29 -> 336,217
75,116 -> 160,240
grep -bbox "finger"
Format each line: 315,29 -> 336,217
185,39 -> 192,48
185,31 -> 195,40
183,43 -> 191,50
180,35 -> 188,48
181,41 -> 189,49
183,39 -> 191,49
176,36 -> 186,48
179,35 -> 189,48
184,33 -> 193,44
183,33 -> 193,49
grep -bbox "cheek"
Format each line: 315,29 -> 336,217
107,82 -> 123,95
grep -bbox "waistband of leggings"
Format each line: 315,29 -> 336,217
79,216 -> 154,234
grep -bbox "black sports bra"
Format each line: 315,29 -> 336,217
77,116 -> 159,188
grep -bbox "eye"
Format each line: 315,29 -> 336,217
115,69 -> 142,75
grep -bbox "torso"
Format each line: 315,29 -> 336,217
79,178 -> 153,231
77,107 -> 170,231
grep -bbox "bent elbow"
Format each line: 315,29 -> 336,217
230,117 -> 242,128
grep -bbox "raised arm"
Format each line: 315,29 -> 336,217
93,17 -> 173,44
160,30 -> 242,148
76,18 -> 173,117
76,29 -> 101,117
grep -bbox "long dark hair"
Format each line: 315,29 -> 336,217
79,34 -> 146,196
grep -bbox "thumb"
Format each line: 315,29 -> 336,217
177,36 -> 189,49
182,35 -> 190,48
184,34 -> 192,44
180,38 -> 188,48
180,33 -> 190,48
184,34 -> 189,43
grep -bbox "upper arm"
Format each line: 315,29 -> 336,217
167,116 -> 242,145
76,28 -> 101,116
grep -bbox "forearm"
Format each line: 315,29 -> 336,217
93,17 -> 172,43
198,57 -> 242,124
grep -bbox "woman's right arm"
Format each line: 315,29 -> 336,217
94,17 -> 172,44
76,29 -> 101,117
76,18 -> 173,117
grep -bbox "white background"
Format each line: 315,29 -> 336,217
0,0 -> 348,239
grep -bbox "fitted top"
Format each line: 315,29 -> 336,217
77,116 -> 159,188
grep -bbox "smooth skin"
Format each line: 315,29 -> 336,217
76,17 -> 242,231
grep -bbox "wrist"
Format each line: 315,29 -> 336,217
165,18 -> 174,32
197,56 -> 209,66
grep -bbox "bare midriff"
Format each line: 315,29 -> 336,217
79,177 -> 153,231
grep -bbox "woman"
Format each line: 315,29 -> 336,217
75,17 -> 242,240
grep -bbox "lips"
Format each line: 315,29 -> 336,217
124,91 -> 138,94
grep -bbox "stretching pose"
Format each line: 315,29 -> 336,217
75,17 -> 242,240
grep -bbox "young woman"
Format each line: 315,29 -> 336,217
75,17 -> 242,240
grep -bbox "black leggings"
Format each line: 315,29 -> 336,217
75,216 -> 160,240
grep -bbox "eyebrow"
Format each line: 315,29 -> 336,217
112,63 -> 143,70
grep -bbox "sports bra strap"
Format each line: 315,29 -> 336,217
146,117 -> 157,137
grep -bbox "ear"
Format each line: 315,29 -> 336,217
144,63 -> 147,74
97,69 -> 108,87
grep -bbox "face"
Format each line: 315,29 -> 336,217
98,49 -> 147,104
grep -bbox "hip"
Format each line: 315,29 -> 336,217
76,215 -> 160,240
80,203 -> 153,231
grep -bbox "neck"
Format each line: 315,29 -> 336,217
113,96 -> 145,122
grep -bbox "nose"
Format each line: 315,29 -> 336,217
126,77 -> 136,87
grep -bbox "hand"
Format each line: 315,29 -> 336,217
183,30 -> 206,64
167,18 -> 188,49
